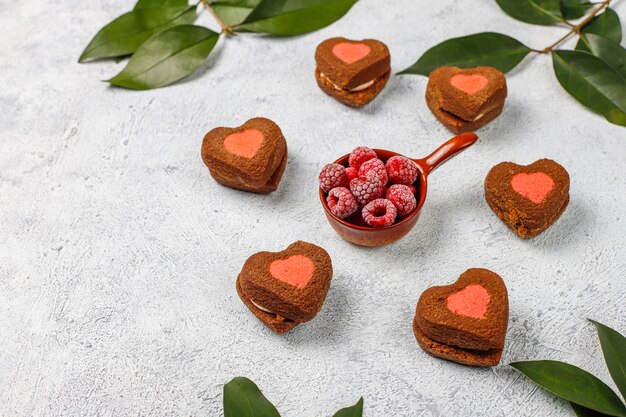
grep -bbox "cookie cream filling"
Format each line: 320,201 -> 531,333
250,299 -> 274,314
473,112 -> 486,121
250,299 -> 295,323
441,105 -> 494,122
320,72 -> 376,92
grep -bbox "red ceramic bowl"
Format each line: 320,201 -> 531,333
319,133 -> 478,246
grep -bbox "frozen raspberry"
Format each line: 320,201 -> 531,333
348,146 -> 377,170
362,198 -> 397,228
319,163 -> 349,193
358,158 -> 388,185
408,185 -> 417,194
350,170 -> 384,205
346,167 -> 358,181
327,187 -> 359,219
386,156 -> 418,185
386,184 -> 417,217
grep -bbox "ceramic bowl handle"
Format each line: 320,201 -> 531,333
414,133 -> 478,176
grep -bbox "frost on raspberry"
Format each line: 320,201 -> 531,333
386,156 -> 418,185
319,163 -> 349,192
358,158 -> 388,185
327,187 -> 359,219
350,170 -> 384,205
362,198 -> 397,228
348,146 -> 377,170
386,184 -> 417,217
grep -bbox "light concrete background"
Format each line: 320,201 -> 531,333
1,0 -> 625,416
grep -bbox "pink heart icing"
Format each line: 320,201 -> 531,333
332,42 -> 371,64
269,255 -> 315,289
511,172 -> 555,204
223,129 -> 264,158
447,284 -> 490,319
450,73 -> 489,95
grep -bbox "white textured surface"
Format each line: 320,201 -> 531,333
1,0 -> 625,416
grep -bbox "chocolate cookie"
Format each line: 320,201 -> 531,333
237,241 -> 333,333
201,117 -> 287,193
413,324 -> 504,367
413,268 -> 509,367
485,159 -> 570,238
315,37 -> 391,107
426,66 -> 507,133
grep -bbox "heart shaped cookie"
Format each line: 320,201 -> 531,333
315,37 -> 391,107
485,159 -> 570,238
413,268 -> 509,367
426,66 -> 507,133
236,241 -> 333,333
201,117 -> 287,194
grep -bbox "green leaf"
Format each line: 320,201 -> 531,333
333,398 -> 363,417
134,0 -> 188,9
605,109 -> 626,126
571,402 -> 613,417
107,25 -> 219,90
552,50 -> 626,127
79,6 -> 196,62
590,320 -> 626,400
577,8 -> 623,51
209,0 -> 261,26
584,34 -> 626,79
560,0 -> 592,20
398,32 -> 531,75
511,360 -> 626,417
236,0 -> 358,36
495,0 -> 563,25
223,377 -> 281,417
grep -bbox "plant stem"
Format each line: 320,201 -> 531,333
200,0 -> 235,36
532,0 -> 611,53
